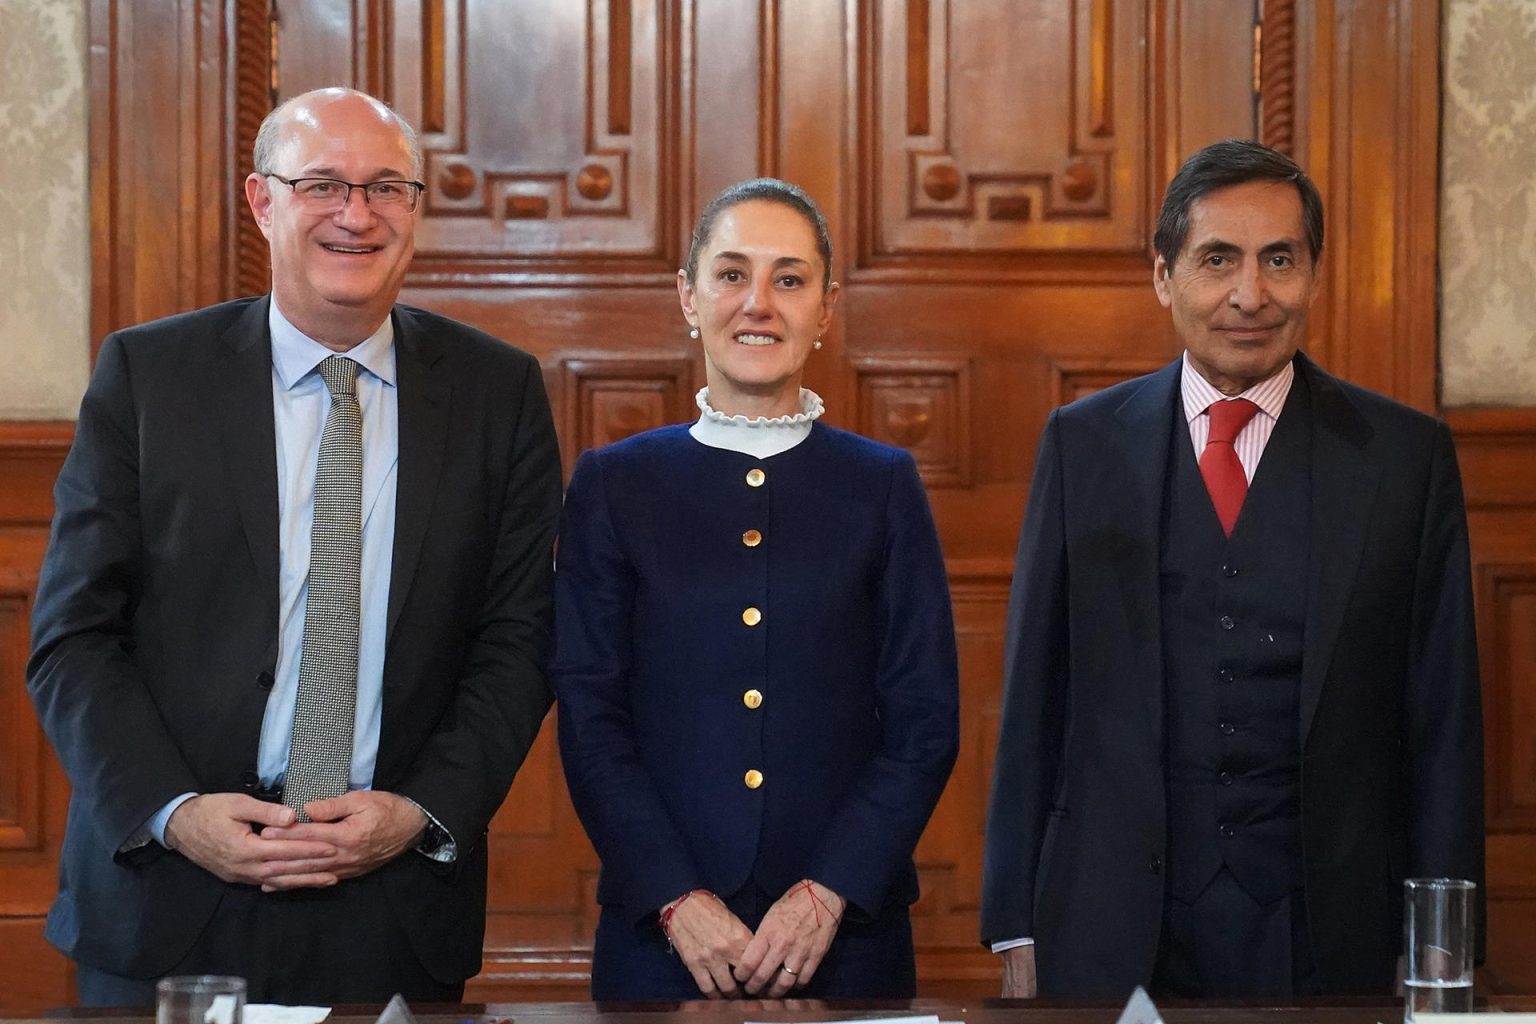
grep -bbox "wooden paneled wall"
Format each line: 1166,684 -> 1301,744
1,0 -> 1531,1008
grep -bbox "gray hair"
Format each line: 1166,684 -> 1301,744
252,88 -> 423,179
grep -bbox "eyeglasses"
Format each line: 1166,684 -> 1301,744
266,174 -> 427,214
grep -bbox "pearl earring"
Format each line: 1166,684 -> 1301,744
813,337 -> 823,350
689,327 -> 700,340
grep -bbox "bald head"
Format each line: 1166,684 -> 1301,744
253,88 -> 422,181
243,87 -> 422,349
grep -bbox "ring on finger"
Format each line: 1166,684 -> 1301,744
780,965 -> 799,976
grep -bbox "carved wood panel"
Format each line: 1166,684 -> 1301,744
850,357 -> 972,487
0,583 -> 43,851
862,0 -> 1147,262
0,430 -> 72,1009
1048,358 -> 1169,407
1451,410 -> 1536,993
262,0 -> 680,287
1479,563 -> 1536,832
560,357 -> 700,474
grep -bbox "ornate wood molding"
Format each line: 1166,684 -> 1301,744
234,0 -> 274,297
1258,0 -> 1297,155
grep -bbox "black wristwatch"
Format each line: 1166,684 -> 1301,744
417,816 -> 452,855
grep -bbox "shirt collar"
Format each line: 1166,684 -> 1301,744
269,298 -> 397,392
1180,350 -> 1294,423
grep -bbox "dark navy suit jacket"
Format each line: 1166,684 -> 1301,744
553,423 -> 959,932
27,296 -> 562,984
980,353 -> 1485,996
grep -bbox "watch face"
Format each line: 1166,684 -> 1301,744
421,820 -> 449,853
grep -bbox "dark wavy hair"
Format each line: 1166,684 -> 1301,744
1154,139 -> 1324,268
683,178 -> 833,290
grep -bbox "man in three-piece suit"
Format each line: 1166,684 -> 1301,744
27,88 -> 562,1005
981,140 -> 1484,999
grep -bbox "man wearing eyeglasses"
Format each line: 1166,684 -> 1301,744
29,88 -> 561,1004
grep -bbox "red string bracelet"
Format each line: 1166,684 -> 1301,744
660,889 -> 713,952
800,879 -> 843,926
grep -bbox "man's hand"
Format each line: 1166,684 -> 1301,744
734,880 -> 843,997
164,793 -> 336,887
661,891 -> 755,998
256,790 -> 427,892
1001,944 -> 1038,998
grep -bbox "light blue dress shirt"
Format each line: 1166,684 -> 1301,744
261,300 -> 399,791
143,300 -> 398,842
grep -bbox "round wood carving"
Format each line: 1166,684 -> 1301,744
438,163 -> 477,201
922,164 -> 962,202
1062,160 -> 1098,202
577,163 -> 614,201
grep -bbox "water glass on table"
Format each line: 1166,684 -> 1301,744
1403,878 -> 1475,1020
156,975 -> 246,1024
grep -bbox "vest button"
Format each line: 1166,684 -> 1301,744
1220,770 -> 1235,786
239,769 -> 260,790
1222,563 -> 1239,577
1219,615 -> 1235,630
744,769 -> 764,789
1218,667 -> 1235,683
742,529 -> 763,547
743,689 -> 763,709
256,670 -> 274,689
1220,824 -> 1236,838
1148,855 -> 1163,874
742,607 -> 762,627
745,468 -> 766,487
1219,721 -> 1236,736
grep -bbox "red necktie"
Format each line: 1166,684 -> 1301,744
1200,398 -> 1260,537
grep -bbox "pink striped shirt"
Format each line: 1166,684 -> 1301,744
1180,352 -> 1295,482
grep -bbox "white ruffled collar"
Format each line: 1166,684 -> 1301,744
688,387 -> 824,459
694,387 -> 825,426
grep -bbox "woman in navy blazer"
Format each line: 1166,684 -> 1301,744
553,179 -> 960,1000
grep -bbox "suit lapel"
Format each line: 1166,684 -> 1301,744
1298,354 -> 1381,742
387,306 -> 452,640
1113,360 -> 1181,680
214,298 -> 281,610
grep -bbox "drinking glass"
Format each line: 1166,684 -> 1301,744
156,975 -> 246,1024
1403,878 -> 1475,1020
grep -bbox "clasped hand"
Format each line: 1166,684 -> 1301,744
662,880 -> 843,999
164,790 -> 427,892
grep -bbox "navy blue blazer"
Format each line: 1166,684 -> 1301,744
553,423 -> 959,925
981,354 -> 1484,996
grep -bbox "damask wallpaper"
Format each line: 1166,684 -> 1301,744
0,0 -> 89,419
1442,0 -> 1536,406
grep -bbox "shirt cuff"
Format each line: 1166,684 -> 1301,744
400,796 -> 457,863
120,792 -> 198,853
992,937 -> 1035,954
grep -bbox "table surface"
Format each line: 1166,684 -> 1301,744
7,996 -> 1536,1024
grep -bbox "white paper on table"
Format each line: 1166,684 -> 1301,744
1415,1016 -> 1536,1022
745,1015 -> 942,1024
243,1004 -> 331,1024
202,995 -> 241,1024
1113,986 -> 1165,1024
